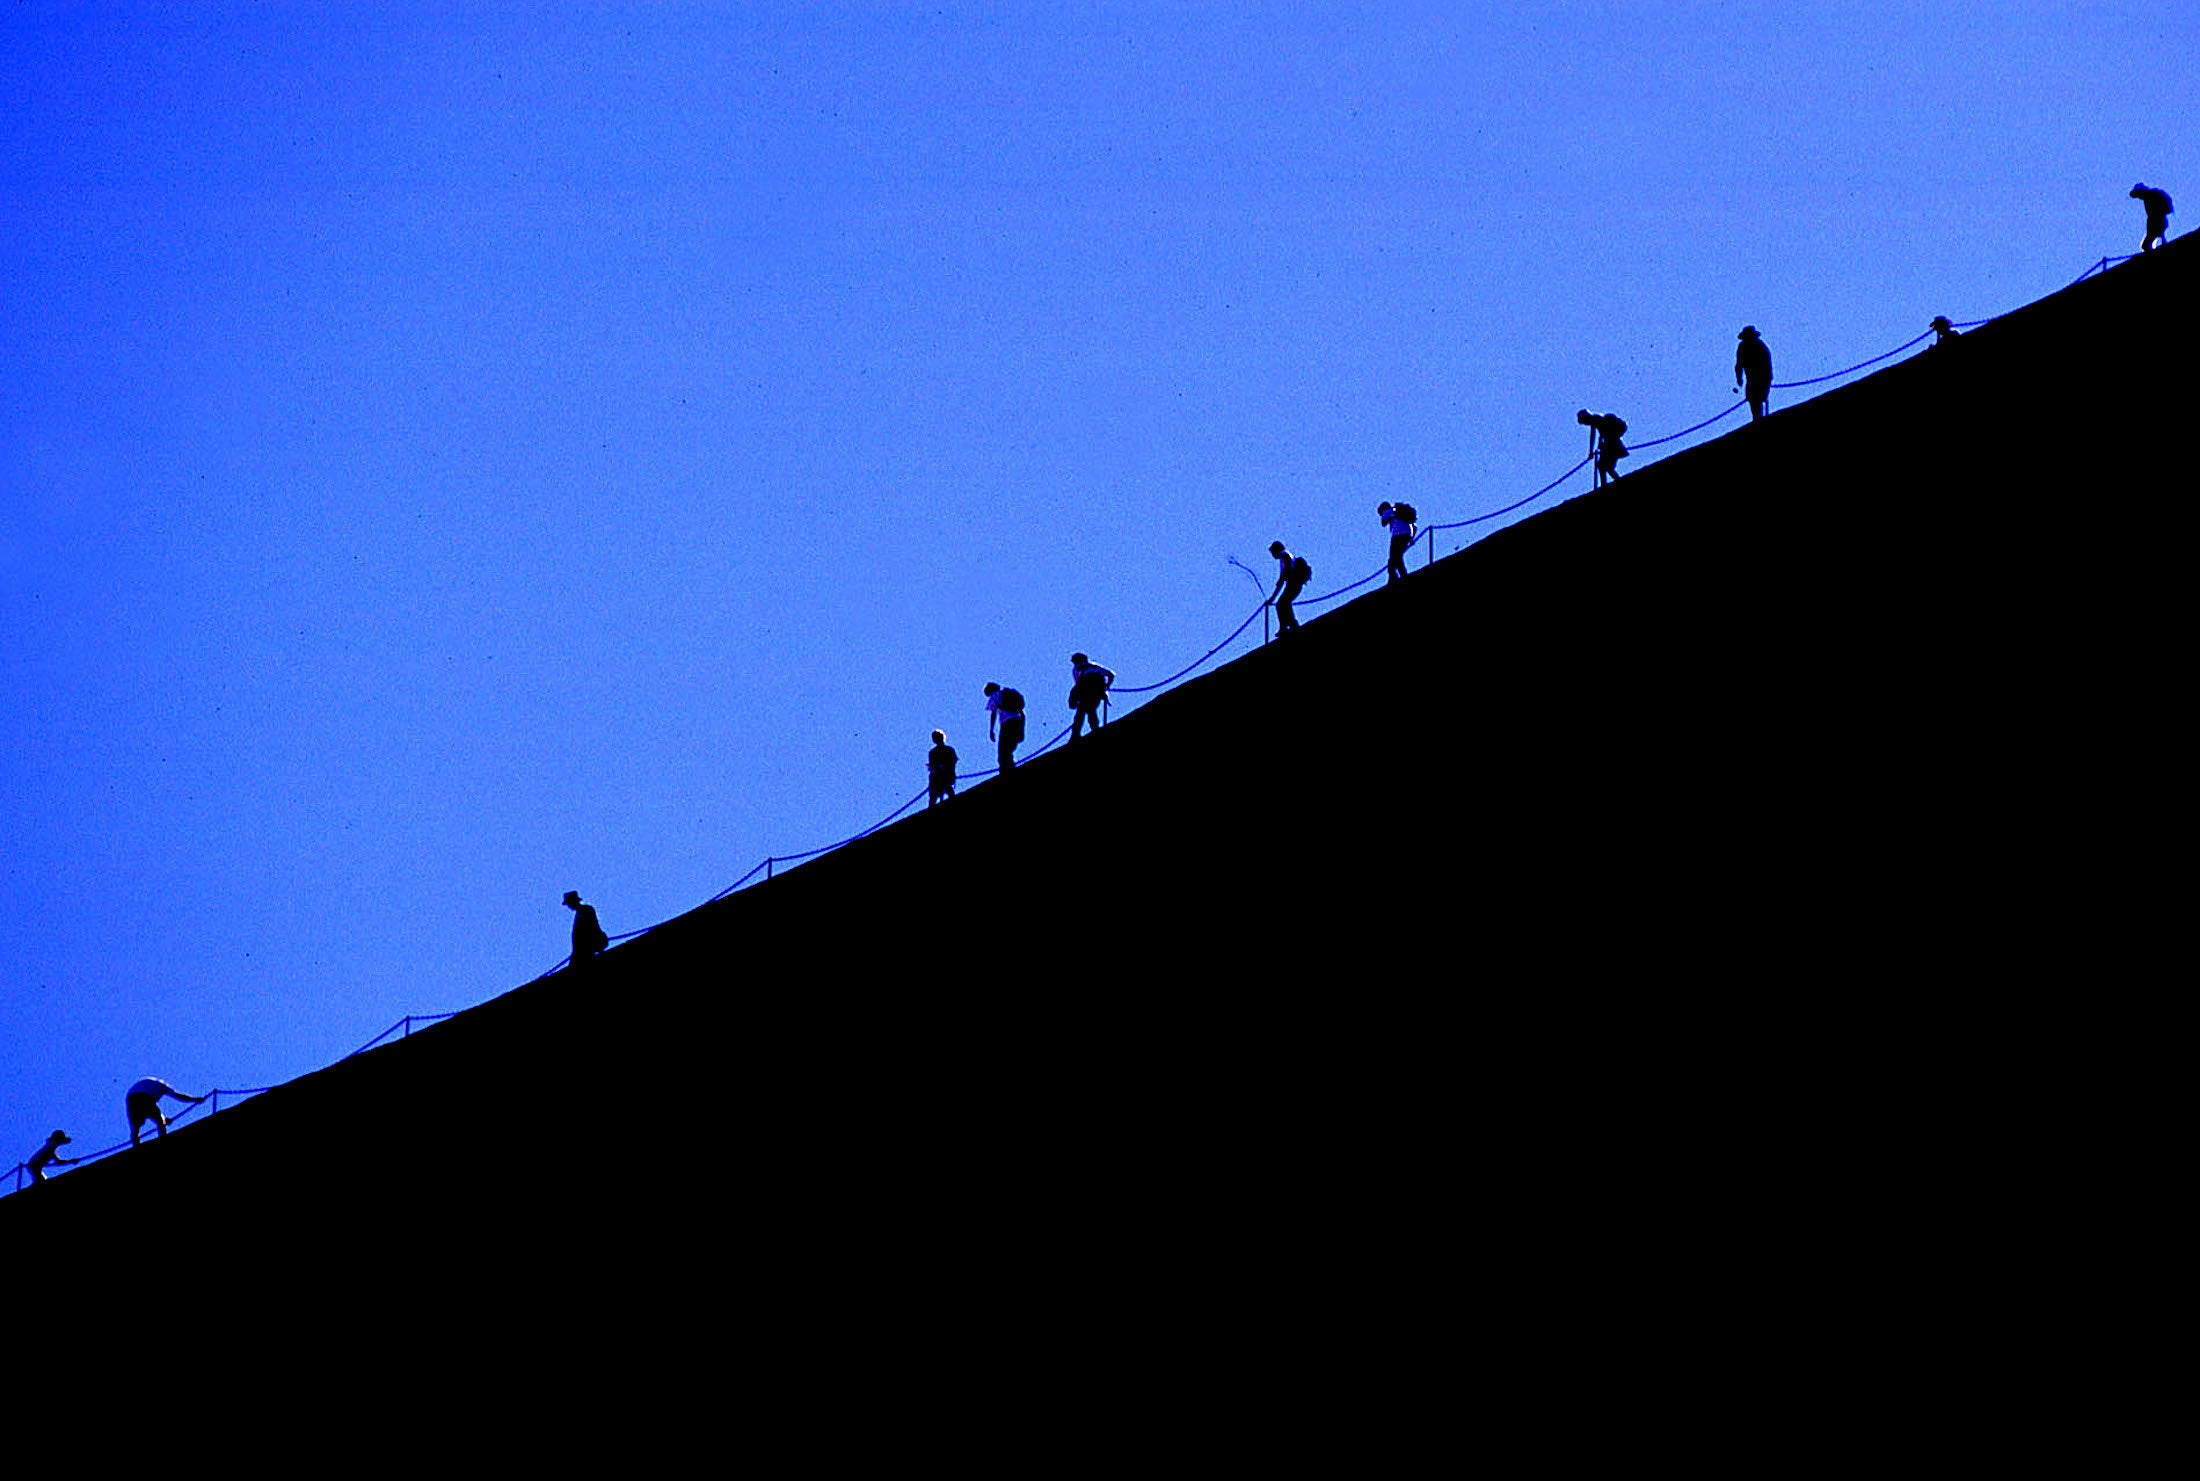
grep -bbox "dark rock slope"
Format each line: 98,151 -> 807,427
10,241 -> 2187,1386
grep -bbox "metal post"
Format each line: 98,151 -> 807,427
767,857 -> 774,881
211,1090 -> 219,1116
403,1015 -> 411,1038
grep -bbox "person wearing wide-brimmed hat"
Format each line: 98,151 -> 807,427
27,1130 -> 74,1186
1735,326 -> 1773,422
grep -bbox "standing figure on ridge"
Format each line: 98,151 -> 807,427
1735,326 -> 1773,422
927,729 -> 958,807
985,682 -> 1026,772
2132,183 -> 2173,252
126,1077 -> 207,1146
1577,410 -> 1629,487
1929,315 -> 1960,348
565,890 -> 609,969
1378,501 -> 1418,584
26,1130 -> 74,1186
1268,541 -> 1309,635
1068,653 -> 1116,742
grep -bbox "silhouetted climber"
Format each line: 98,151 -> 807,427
126,1077 -> 206,1146
565,890 -> 608,968
1068,653 -> 1116,741
985,682 -> 1026,772
1577,410 -> 1629,487
927,729 -> 958,807
1378,502 -> 1417,584
2132,183 -> 2173,252
27,1131 -> 73,1186
1735,326 -> 1773,422
1929,315 -> 1960,348
1268,541 -> 1309,634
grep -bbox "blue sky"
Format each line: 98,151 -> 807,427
4,3 -> 2191,1175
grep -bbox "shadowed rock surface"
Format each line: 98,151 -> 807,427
9,242 -> 2188,1391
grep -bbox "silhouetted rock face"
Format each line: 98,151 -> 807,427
9,241 -> 2190,1341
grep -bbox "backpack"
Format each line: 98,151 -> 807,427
1391,502 -> 1418,526
1289,555 -> 1312,585
1604,416 -> 1627,440
999,687 -> 1025,715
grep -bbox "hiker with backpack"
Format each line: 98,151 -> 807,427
985,682 -> 1026,772
1068,653 -> 1115,742
1268,541 -> 1310,634
1735,326 -> 1773,422
1378,501 -> 1418,584
565,890 -> 609,969
2132,183 -> 2173,252
927,729 -> 958,807
1577,410 -> 1629,488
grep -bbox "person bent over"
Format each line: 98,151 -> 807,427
1577,410 -> 1629,487
27,1130 -> 74,1185
127,1077 -> 207,1146
2132,183 -> 2173,252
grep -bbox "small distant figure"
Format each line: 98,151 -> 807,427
1268,541 -> 1310,634
1377,501 -> 1418,584
1735,326 -> 1773,422
26,1130 -> 74,1186
126,1077 -> 207,1146
1068,653 -> 1116,741
1929,315 -> 1960,348
984,682 -> 1026,772
1577,410 -> 1630,487
927,729 -> 958,807
2131,183 -> 2173,252
564,890 -> 608,968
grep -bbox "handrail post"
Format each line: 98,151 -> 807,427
403,1014 -> 411,1038
767,857 -> 773,881
211,1089 -> 219,1116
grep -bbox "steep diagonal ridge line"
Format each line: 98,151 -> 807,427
10,243 -> 2163,1201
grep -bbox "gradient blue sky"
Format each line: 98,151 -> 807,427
4,3 -> 2191,1175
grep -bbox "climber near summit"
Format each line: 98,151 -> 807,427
1735,326 -> 1773,422
2132,183 -> 2173,252
1929,316 -> 1960,348
1577,410 -> 1629,487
